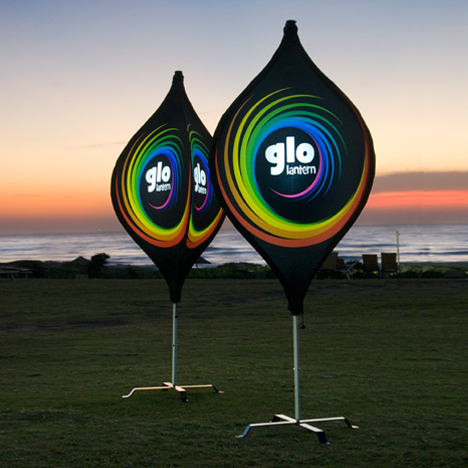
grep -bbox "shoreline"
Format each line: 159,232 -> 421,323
1,258 -> 467,280
1,257 -> 468,267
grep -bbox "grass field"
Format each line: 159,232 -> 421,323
1,278 -> 467,467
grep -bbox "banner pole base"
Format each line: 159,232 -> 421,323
236,414 -> 358,444
122,382 -> 223,402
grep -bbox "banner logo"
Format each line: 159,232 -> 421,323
146,159 -> 172,191
265,135 -> 315,176
194,161 -> 207,195
193,155 -> 211,212
257,129 -> 319,206
142,155 -> 174,213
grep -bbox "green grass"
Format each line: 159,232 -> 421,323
1,278 -> 467,467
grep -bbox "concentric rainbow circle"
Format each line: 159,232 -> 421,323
115,125 -> 190,248
187,127 -> 223,249
216,89 -> 373,248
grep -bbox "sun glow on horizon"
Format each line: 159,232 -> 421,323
1,192 -> 112,219
2,189 -> 468,225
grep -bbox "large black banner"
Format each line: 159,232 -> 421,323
213,21 -> 375,314
112,71 -> 224,303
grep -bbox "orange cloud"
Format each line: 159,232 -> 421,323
367,191 -> 468,209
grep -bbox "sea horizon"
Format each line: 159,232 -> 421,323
1,224 -> 468,266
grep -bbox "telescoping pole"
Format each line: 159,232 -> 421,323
172,302 -> 178,386
293,314 -> 301,422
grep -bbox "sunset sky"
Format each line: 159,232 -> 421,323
1,0 -> 467,234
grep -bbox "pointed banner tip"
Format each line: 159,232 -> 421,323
284,20 -> 298,34
173,70 -> 184,82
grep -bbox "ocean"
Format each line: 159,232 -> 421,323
1,224 -> 467,266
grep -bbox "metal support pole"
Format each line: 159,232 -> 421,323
172,302 -> 178,386
293,314 -> 301,422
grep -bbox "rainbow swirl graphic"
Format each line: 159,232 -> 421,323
216,89 -> 373,248
114,125 -> 190,248
187,127 -> 223,248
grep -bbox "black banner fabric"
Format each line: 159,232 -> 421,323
112,71 -> 224,303
212,21 -> 375,315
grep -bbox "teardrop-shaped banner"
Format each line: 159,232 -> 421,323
212,21 -> 375,315
112,71 -> 224,303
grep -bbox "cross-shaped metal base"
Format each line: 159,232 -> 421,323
122,382 -> 223,402
236,413 -> 358,444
